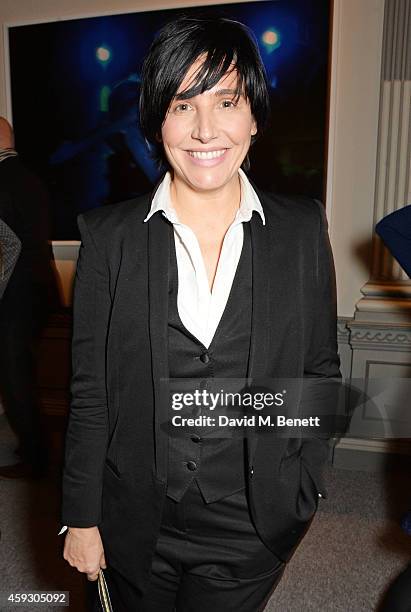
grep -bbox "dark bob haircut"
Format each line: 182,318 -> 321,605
139,16 -> 270,170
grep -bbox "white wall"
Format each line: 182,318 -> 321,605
0,0 -> 386,314
326,0 -> 385,317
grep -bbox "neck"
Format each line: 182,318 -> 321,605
169,173 -> 241,229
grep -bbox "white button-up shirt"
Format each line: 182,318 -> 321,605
144,169 -> 265,348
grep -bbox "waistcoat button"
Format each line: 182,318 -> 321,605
200,353 -> 210,364
187,461 -> 197,471
191,434 -> 201,443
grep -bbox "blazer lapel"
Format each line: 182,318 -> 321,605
246,208 -> 272,467
148,212 -> 172,484
248,211 -> 272,378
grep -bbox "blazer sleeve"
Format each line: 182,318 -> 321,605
300,200 -> 341,499
0,218 -> 21,300
375,205 -> 411,277
61,214 -> 111,527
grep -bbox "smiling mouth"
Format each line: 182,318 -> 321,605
187,149 -> 227,160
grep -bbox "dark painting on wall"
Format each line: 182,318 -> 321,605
8,0 -> 331,239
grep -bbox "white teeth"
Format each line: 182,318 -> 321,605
189,150 -> 226,159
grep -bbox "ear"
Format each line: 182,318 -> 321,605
251,118 -> 257,137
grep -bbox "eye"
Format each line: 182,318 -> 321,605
173,102 -> 192,112
220,99 -> 237,109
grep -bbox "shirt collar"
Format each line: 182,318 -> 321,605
143,168 -> 266,226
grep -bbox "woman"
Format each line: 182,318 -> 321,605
62,16 -> 340,611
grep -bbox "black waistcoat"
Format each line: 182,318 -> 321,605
166,221 -> 253,503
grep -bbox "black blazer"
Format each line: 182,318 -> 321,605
62,187 -> 340,592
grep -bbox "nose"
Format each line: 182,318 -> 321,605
191,107 -> 218,143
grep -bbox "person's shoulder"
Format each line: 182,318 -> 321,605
0,156 -> 23,184
0,155 -> 35,179
79,193 -> 152,237
258,190 -> 323,227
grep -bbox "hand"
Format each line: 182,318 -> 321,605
63,526 -> 106,581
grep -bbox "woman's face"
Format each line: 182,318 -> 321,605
160,58 -> 257,194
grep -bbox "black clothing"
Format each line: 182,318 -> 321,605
62,189 -> 340,594
0,156 -> 55,470
166,221 -> 252,503
87,480 -> 284,611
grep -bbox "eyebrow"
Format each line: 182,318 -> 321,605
175,87 -> 243,100
214,88 -> 241,96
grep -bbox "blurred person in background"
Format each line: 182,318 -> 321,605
0,116 -> 56,479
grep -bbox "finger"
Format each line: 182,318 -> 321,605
100,555 -> 107,570
87,572 -> 99,581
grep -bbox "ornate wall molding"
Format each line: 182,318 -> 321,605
361,281 -> 411,298
337,317 -> 351,344
348,323 -> 411,351
336,313 -> 411,462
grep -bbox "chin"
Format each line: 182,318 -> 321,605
181,168 -> 237,192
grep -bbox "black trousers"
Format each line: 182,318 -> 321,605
88,479 -> 285,611
0,293 -> 48,470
